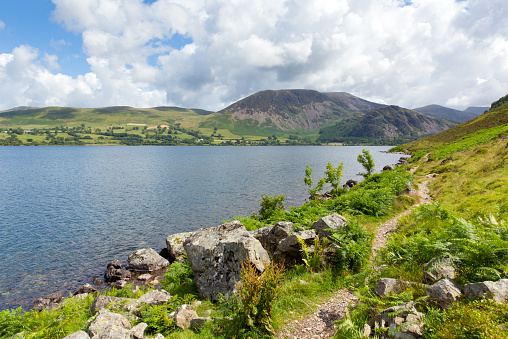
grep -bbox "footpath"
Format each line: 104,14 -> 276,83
276,174 -> 436,339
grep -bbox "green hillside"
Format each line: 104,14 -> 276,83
317,105 -> 455,145
413,104 -> 479,123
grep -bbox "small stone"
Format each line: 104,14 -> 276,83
137,273 -> 152,281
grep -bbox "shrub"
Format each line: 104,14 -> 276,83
298,234 -> 329,272
229,260 -> 285,338
329,220 -> 373,273
357,149 -> 375,178
258,194 -> 286,221
304,162 -> 344,199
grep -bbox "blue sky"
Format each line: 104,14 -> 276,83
0,0 -> 507,111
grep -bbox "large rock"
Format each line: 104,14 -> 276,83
171,304 -> 199,329
62,331 -> 90,339
375,278 -> 424,298
423,257 -> 456,283
368,301 -> 424,339
273,229 -> 316,263
250,221 -> 294,256
183,220 -> 270,301
92,324 -> 130,339
166,232 -> 193,262
74,283 -> 98,296
312,213 -> 348,239
87,309 -> 131,338
464,279 -> 508,303
129,322 -> 148,339
426,278 -> 463,308
32,292 -> 64,311
126,248 -> 170,272
104,260 -> 131,283
89,296 -> 137,315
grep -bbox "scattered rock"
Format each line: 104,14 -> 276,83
440,157 -> 453,166
113,280 -> 128,289
190,316 -> 213,332
93,324 -> 130,339
273,229 -> 316,264
137,289 -> 172,307
426,278 -> 463,308
423,257 -> 456,283
87,309 -> 131,338
74,283 -> 98,296
171,304 -> 199,329
368,301 -> 424,338
89,296 -> 137,315
128,322 -> 148,339
104,260 -> 131,283
137,273 -> 152,281
91,277 -> 104,285
126,248 -> 170,272
250,221 -> 294,256
464,279 -> 508,303
312,213 -> 348,239
166,232 -> 193,263
32,292 -> 64,311
62,331 -> 90,339
343,179 -> 358,188
375,278 -> 422,297
383,165 -> 393,171
184,220 -> 270,301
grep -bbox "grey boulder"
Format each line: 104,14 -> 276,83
32,292 -> 64,312
184,220 -> 270,301
313,213 -> 348,238
273,229 -> 316,263
87,309 -> 131,338
426,278 -> 463,308
423,257 -> 455,283
62,331 -> 90,339
250,221 -> 294,256
464,279 -> 508,303
166,232 -> 193,262
126,248 -> 170,272
368,301 -> 424,338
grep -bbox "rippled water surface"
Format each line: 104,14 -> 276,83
0,146 -> 403,310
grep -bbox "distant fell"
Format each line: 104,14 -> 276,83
317,106 -> 455,144
204,89 -> 384,132
463,106 -> 489,115
404,94 -> 508,151
413,104 -> 478,123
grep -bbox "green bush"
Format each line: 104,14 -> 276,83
329,220 -> 373,273
298,234 -> 329,272
228,260 -> 285,338
258,194 -> 286,221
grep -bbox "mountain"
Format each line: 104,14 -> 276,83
404,94 -> 508,151
317,105 -> 456,144
201,89 -> 384,133
463,106 -> 489,115
413,104 -> 479,123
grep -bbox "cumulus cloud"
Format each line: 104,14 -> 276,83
1,0 -> 507,111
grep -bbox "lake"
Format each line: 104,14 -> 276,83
0,146 -> 404,310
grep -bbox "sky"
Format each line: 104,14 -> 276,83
0,0 -> 507,111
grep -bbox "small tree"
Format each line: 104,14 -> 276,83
258,194 -> 285,220
357,149 -> 375,178
304,162 -> 344,199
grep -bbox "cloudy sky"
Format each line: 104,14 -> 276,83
0,0 -> 507,111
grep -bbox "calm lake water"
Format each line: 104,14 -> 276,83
0,146 -> 403,310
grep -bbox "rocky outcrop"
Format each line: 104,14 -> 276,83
166,232 -> 193,262
183,220 -> 270,301
74,283 -> 98,296
126,248 -> 170,272
62,331 -> 90,339
273,229 -> 316,264
90,290 -> 171,317
312,213 -> 348,238
375,278 -> 425,298
366,301 -> 424,338
426,278 -> 463,308
170,304 -> 199,329
250,221 -> 294,256
423,257 -> 455,283
87,309 -> 131,338
104,259 -> 131,283
464,279 -> 508,303
32,292 -> 64,311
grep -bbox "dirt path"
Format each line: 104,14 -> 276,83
276,174 -> 436,339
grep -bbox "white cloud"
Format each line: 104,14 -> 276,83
0,20 -> 5,29
1,0 -> 507,111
